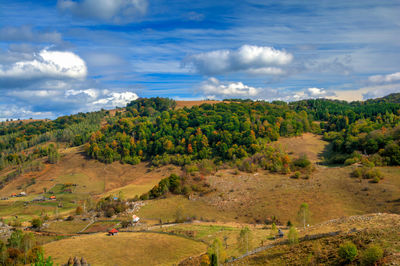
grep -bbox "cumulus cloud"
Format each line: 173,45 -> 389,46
307,87 -> 328,97
184,45 -> 293,75
57,0 -> 147,23
360,84 -> 400,100
0,26 -> 62,43
0,104 -> 53,121
0,49 -> 87,88
368,72 -> 400,83
65,88 -> 98,99
291,87 -> 333,101
93,91 -> 138,107
200,77 -> 259,97
2,88 -> 139,120
198,78 -> 335,102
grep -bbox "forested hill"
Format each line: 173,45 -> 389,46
366,93 -> 400,104
1,96 -> 400,174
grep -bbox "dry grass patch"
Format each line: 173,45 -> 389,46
138,195 -> 238,223
44,232 -> 206,266
155,223 -> 286,259
274,133 -> 329,162
46,220 -> 90,234
175,100 -> 223,109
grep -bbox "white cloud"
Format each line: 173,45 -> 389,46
65,88 -> 98,99
184,45 -> 293,75
361,84 -> 400,100
1,88 -> 139,120
93,91 -> 139,107
0,49 -> 87,86
307,87 -> 327,97
279,87 -> 332,102
198,78 -> 335,102
57,0 -> 147,23
200,77 -> 259,97
368,72 -> 400,83
247,67 -> 285,75
0,104 -> 54,121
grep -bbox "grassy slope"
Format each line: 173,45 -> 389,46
43,232 -> 206,266
1,132 -> 399,227
273,133 -> 329,162
0,146 -> 180,197
138,134 -> 400,225
154,222 -> 288,259
0,146 -> 181,220
232,213 -> 400,265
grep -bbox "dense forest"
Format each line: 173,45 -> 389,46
84,98 -> 318,167
83,97 -> 400,168
1,95 -> 400,177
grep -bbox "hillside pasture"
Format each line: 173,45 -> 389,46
154,222 -> 287,259
232,214 -> 400,265
139,134 -> 400,225
43,232 -> 206,266
0,146 -> 181,220
274,133 -> 329,162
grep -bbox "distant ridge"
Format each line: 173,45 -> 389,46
367,92 -> 400,103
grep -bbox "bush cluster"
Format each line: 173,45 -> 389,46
351,167 -> 383,182
96,196 -> 127,217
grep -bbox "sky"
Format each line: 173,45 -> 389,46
1,0 -> 400,120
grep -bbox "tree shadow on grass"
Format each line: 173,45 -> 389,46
317,142 -> 346,168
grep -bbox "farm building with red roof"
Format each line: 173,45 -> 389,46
108,228 -> 118,236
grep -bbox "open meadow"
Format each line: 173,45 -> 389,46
43,232 -> 206,266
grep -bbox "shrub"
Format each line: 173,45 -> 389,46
31,218 -> 42,229
239,158 -> 257,173
198,159 -> 216,175
351,168 -> 363,178
361,157 -> 375,167
182,185 -> 192,196
329,153 -> 349,164
364,168 -> 383,179
75,206 -> 83,215
140,193 -> 149,200
292,171 -> 301,179
371,176 -> 380,183
344,157 -> 358,166
269,223 -> 278,239
146,173 -> 184,198
293,155 -> 311,168
369,154 -> 385,166
200,254 -> 210,266
121,220 -> 131,228
105,207 -> 115,217
362,245 -> 383,265
288,226 -> 299,245
184,164 -> 199,176
338,241 -> 358,262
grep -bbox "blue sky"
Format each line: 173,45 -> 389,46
1,0 -> 400,119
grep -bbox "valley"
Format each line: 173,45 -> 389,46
0,98 -> 399,265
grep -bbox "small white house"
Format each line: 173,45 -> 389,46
132,215 -> 140,223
